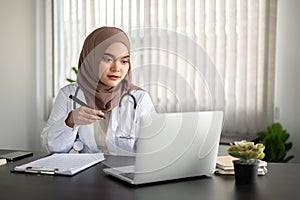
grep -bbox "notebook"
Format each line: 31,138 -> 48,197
215,155 -> 268,175
103,111 -> 224,185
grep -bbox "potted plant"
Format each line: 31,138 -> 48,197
258,123 -> 294,163
227,140 -> 265,184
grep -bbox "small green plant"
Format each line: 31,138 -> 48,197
228,140 -> 265,164
258,123 -> 294,163
66,67 -> 78,83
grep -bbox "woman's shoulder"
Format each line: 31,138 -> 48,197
59,83 -> 79,94
129,89 -> 156,113
129,90 -> 154,106
129,89 -> 149,99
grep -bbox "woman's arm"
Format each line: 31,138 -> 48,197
40,85 -> 79,153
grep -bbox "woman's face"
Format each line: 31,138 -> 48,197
98,42 -> 130,87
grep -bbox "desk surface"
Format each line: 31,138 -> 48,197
0,150 -> 299,200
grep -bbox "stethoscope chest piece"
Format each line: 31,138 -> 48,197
73,139 -> 84,152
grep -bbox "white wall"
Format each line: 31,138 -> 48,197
0,0 -> 299,162
0,0 -> 43,151
275,0 -> 300,163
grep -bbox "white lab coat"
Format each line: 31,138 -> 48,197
41,83 -> 156,155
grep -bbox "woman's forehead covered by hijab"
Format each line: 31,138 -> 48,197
79,27 -> 130,66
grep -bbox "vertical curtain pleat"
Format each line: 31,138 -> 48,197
89,0 -> 95,31
166,0 -> 177,112
265,0 -> 277,130
215,0 -> 226,111
81,0 -> 87,40
236,0 -> 247,133
187,0 -> 196,112
247,0 -> 259,133
177,0 -> 186,111
195,0 -> 206,111
143,0 -> 151,99
224,0 -> 237,133
206,0 -> 217,111
55,0 -> 277,135
257,0 -> 268,133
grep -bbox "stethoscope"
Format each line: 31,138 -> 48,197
71,87 -> 137,152
117,90 -> 137,139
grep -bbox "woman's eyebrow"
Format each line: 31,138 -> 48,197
122,55 -> 130,59
103,53 -> 130,59
103,53 -> 115,59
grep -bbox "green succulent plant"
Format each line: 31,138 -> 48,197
228,140 -> 265,164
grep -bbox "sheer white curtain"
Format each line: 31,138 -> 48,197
52,0 -> 277,135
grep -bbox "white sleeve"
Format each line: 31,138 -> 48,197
40,86 -> 79,153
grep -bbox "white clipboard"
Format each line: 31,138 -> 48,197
13,153 -> 105,176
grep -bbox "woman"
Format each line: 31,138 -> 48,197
41,27 -> 156,155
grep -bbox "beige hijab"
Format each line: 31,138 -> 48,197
76,27 -> 140,112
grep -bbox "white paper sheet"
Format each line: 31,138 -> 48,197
14,153 -> 105,175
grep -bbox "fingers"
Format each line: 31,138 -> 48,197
72,106 -> 104,125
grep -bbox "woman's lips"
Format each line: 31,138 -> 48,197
107,75 -> 120,80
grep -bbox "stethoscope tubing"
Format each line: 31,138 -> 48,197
72,88 -> 138,143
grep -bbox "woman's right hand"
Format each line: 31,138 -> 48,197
65,106 -> 104,128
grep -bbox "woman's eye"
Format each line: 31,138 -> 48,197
121,59 -> 129,64
102,57 -> 113,63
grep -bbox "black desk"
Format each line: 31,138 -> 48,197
0,150 -> 299,200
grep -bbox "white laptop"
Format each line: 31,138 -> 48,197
103,111 -> 224,185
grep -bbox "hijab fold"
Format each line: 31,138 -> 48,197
76,27 -> 140,112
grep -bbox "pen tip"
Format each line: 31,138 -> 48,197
69,95 -> 73,99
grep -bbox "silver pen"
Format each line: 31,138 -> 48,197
25,167 -> 58,175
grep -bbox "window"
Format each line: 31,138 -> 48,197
51,0 -> 278,135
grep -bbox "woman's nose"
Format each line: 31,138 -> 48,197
110,61 -> 120,72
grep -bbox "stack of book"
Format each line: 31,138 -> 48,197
215,155 -> 268,175
0,158 -> 7,166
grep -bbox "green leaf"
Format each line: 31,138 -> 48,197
66,78 -> 76,83
280,132 -> 289,142
277,142 -> 286,161
271,123 -> 283,133
71,67 -> 78,74
258,131 -> 267,139
285,142 -> 293,151
283,155 -> 294,163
